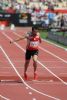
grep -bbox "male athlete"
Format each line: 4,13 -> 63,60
10,26 -> 42,80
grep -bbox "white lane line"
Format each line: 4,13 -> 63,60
0,46 -> 60,100
0,67 -> 67,69
39,46 -> 67,64
0,94 -> 10,100
33,98 -> 37,100
37,60 -> 67,85
29,92 -> 32,95
2,32 -> 67,86
42,39 -> 67,50
13,31 -> 67,64
0,81 -> 65,85
26,87 -> 29,89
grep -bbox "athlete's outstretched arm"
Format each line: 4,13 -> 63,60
10,35 -> 27,44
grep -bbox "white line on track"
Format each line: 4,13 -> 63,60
42,39 -> 67,50
0,94 -> 10,100
39,46 -> 67,64
1,31 -> 67,86
0,81 -> 65,85
0,46 -> 60,100
33,98 -> 36,100
13,31 -> 67,64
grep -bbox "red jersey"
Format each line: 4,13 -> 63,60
26,32 -> 40,50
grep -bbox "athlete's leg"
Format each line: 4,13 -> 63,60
32,55 -> 38,73
24,60 -> 30,80
24,50 -> 31,80
24,60 -> 30,74
32,55 -> 38,79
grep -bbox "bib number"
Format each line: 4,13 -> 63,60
30,41 -> 39,47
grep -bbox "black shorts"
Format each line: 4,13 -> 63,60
25,49 -> 39,60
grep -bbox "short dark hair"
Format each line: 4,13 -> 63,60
32,26 -> 38,31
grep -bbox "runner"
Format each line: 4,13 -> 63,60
10,26 -> 42,80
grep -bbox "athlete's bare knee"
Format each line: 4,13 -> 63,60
33,55 -> 38,62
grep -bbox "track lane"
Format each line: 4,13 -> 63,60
0,44 -> 61,100
6,29 -> 67,81
0,28 -> 67,100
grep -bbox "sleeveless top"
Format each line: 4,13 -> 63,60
26,32 -> 40,50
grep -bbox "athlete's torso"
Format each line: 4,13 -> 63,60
26,32 -> 40,50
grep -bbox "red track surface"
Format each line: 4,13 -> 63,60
0,27 -> 67,100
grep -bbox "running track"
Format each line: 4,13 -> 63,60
0,27 -> 67,100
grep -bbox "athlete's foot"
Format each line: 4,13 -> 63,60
34,73 -> 38,80
24,73 -> 28,80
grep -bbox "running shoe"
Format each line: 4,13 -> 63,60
24,73 -> 28,80
34,73 -> 38,80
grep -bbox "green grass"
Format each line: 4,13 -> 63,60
39,30 -> 67,48
55,32 -> 63,35
39,30 -> 48,38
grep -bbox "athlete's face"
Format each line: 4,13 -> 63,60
32,29 -> 38,35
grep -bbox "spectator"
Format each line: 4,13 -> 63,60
5,6 -> 16,13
